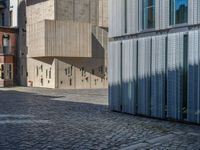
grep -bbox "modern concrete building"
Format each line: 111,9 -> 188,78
108,0 -> 200,124
26,0 -> 108,89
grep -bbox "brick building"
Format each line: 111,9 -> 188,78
0,27 -> 17,87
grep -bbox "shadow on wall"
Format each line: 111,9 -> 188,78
109,68 -> 200,124
91,34 -> 105,59
26,0 -> 48,6
56,57 -> 105,79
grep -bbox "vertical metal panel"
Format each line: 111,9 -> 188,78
188,0 -> 200,25
167,32 -> 184,120
137,37 -> 151,116
151,35 -> 166,118
127,0 -> 138,34
138,0 -> 143,31
121,39 -> 137,114
155,0 -> 160,29
188,30 -> 200,124
188,0 -> 194,24
108,41 -> 122,111
155,0 -> 169,29
108,0 -> 125,37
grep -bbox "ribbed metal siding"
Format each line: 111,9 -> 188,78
155,0 -> 169,29
108,0 -> 125,37
137,37 -> 151,116
127,0 -> 138,34
188,0 -> 200,25
167,32 -> 184,120
121,39 -> 137,114
108,41 -> 122,111
138,0 -> 143,31
151,35 -> 166,118
188,30 -> 200,124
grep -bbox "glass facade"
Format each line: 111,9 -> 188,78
143,0 -> 155,29
170,0 -> 188,25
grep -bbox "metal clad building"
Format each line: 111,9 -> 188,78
108,0 -> 200,124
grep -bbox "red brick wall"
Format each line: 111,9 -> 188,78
0,56 -> 14,63
0,28 -> 17,87
0,30 -> 17,54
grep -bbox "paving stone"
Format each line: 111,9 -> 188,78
0,87 -> 199,150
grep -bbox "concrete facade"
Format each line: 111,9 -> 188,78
26,0 -> 108,89
108,0 -> 200,124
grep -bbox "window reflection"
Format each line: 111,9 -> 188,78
170,0 -> 188,25
143,0 -> 155,29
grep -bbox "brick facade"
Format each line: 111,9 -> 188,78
0,27 -> 17,87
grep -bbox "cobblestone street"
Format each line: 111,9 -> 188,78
0,87 -> 200,150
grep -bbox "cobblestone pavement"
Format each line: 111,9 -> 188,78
0,87 -> 200,150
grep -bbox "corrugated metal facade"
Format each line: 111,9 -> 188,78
108,41 -> 122,111
137,37 -> 151,116
188,30 -> 200,124
167,32 -> 185,121
109,32 -> 197,123
151,35 -> 166,118
109,0 -> 200,124
121,39 -> 137,114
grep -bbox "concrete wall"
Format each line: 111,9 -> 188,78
27,20 -> 45,57
26,0 -> 108,89
27,57 -> 107,89
26,0 -> 108,27
55,0 -> 108,27
27,20 -> 93,57
26,0 -> 55,25
56,58 -> 107,89
27,57 -> 56,88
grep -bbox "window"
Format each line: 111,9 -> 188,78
143,0 -> 155,29
8,64 -> 12,79
0,64 -> 4,79
69,78 -> 72,86
170,0 -> 188,25
49,68 -> 51,79
1,13 -> 4,26
41,65 -> 43,72
3,35 -> 10,54
10,11 -> 13,26
46,70 -> 48,78
36,66 -> 39,76
0,64 -> 12,80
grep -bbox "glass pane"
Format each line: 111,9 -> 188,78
176,0 -> 188,24
143,0 -> 155,29
170,0 -> 188,25
170,0 -> 175,25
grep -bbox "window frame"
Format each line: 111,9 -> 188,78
169,0 -> 188,26
143,0 -> 155,30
